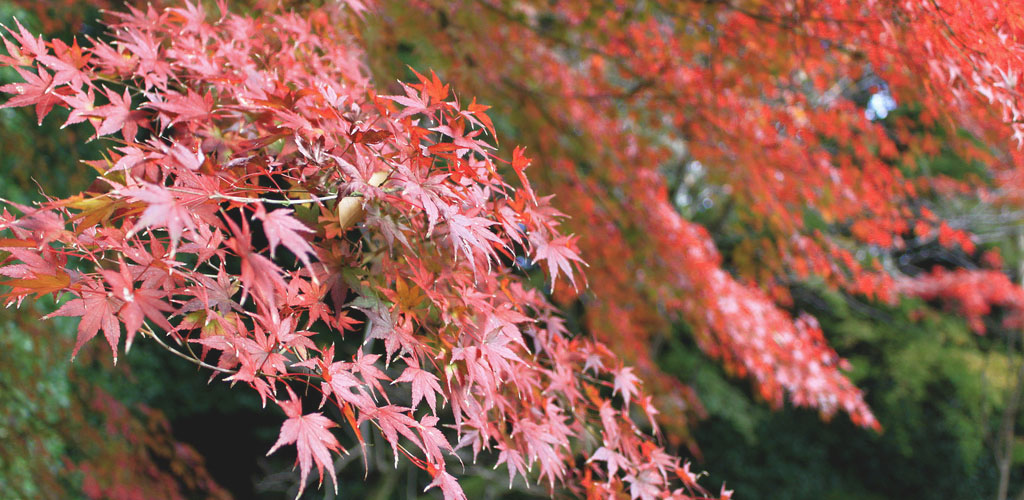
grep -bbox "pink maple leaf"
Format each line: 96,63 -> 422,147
530,234 -> 586,291
424,465 -> 467,500
0,65 -> 62,123
45,279 -> 121,360
360,405 -> 421,464
588,446 -> 630,478
99,260 -> 174,352
415,415 -> 453,464
393,357 -> 445,415
625,467 -> 663,500
92,86 -> 142,141
254,204 -> 316,270
495,440 -> 529,487
612,366 -> 641,408
121,183 -> 197,251
267,386 -> 343,499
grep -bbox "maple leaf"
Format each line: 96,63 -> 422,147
511,146 -> 537,205
393,357 -> 445,414
429,123 -> 494,158
180,265 -> 240,316
58,89 -> 95,128
109,145 -> 151,172
625,467 -> 663,500
415,415 -> 453,464
121,183 -> 197,251
0,65 -> 62,124
412,67 -> 451,103
148,88 -> 213,128
445,213 -> 503,268
350,348 -> 390,397
37,37 -> 91,89
530,233 -> 586,291
357,300 -> 422,362
360,405 -> 421,464
313,355 -> 375,412
168,0 -> 209,33
225,216 -> 287,308
516,414 -> 570,486
0,271 -> 70,299
164,142 -> 206,171
5,203 -> 67,246
612,366 -> 641,408
464,96 -> 496,137
424,465 -> 467,500
99,260 -> 174,352
254,204 -> 316,270
3,18 -> 47,61
589,446 -> 631,478
117,27 -> 170,90
267,386 -> 343,499
394,164 -> 453,237
92,86 -> 143,141
495,440 -> 529,488
45,280 -> 122,360
383,82 -> 433,119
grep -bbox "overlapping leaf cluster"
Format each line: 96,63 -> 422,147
363,0 -> 1024,446
0,1 -> 727,499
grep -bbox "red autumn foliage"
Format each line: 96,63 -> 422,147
4,0 -> 1024,498
899,268 -> 1024,335
361,0 -> 1024,446
0,1 -> 713,498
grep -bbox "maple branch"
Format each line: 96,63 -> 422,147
206,192 -> 341,205
139,326 -> 237,375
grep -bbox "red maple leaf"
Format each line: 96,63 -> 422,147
36,37 -> 91,88
267,386 -> 343,499
45,279 -> 122,360
393,357 -> 445,415
612,366 -> 641,408
530,233 -> 586,291
92,86 -> 143,141
424,464 -> 467,500
225,216 -> 287,308
415,415 -> 453,464
511,146 -> 537,205
254,204 -> 316,270
147,88 -> 213,128
99,260 -> 174,352
3,18 -> 47,60
0,65 -> 62,123
121,183 -> 197,251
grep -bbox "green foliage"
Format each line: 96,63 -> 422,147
0,300 -> 82,498
671,284 -> 1007,499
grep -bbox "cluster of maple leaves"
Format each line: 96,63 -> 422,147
0,1 -> 732,499
5,0 -> 1024,497
359,0 -> 1024,449
898,268 -> 1024,335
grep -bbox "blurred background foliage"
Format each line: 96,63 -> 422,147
1,1 -> 1023,499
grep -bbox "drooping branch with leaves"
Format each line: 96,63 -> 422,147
0,2 -> 724,499
7,0 -> 1024,498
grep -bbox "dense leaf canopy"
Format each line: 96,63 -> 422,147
3,0 -> 1024,499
